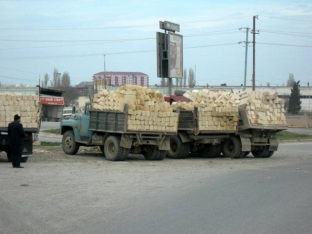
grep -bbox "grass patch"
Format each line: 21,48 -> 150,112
277,131 -> 312,141
37,142 -> 61,147
41,129 -> 61,135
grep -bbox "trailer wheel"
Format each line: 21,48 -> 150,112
62,130 -> 80,155
154,150 -> 167,160
222,136 -> 241,158
252,146 -> 270,158
167,136 -> 190,159
142,146 -> 165,160
104,135 -> 125,161
198,144 -> 220,158
20,157 -> 28,162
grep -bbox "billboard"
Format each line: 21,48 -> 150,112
40,96 -> 64,105
168,33 -> 183,78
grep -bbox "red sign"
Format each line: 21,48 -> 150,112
40,96 -> 64,105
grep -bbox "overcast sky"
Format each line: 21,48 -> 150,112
0,0 -> 311,87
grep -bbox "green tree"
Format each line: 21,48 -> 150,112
188,68 -> 196,88
288,80 -> 301,114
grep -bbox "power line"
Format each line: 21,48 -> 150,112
0,42 -> 238,60
0,66 -> 40,74
257,42 -> 312,48
0,16 -> 250,31
0,75 -> 37,82
261,16 -> 312,22
259,30 -> 312,38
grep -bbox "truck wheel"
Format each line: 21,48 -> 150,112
222,136 -> 241,158
167,136 -> 190,159
252,146 -> 269,158
121,148 -> 130,160
104,135 -> 125,161
62,130 -> 80,155
266,151 -> 275,158
20,157 -> 28,162
198,144 -> 220,158
154,150 -> 167,160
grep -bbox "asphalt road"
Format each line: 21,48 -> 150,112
0,142 -> 312,234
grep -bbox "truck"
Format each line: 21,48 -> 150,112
0,90 -> 41,162
62,106 -> 76,119
0,128 -> 39,162
165,93 -> 287,159
60,102 -> 175,161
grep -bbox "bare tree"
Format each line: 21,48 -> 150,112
63,86 -> 79,106
61,72 -> 71,88
50,68 -> 61,88
183,68 -> 187,87
41,73 -> 49,88
188,68 -> 196,88
287,73 -> 296,87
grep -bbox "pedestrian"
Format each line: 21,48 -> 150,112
8,114 -> 25,168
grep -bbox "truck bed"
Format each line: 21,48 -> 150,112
89,109 -> 176,135
177,106 -> 287,135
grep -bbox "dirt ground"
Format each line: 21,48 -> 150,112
0,142 -> 311,234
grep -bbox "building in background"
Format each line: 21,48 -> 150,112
93,71 -> 149,87
76,81 -> 95,96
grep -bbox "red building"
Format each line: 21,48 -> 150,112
93,71 -> 149,87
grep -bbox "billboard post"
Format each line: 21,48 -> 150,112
157,21 -> 182,95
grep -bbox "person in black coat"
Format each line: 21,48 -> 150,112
8,114 -> 25,168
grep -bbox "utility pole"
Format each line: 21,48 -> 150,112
239,27 -> 250,90
103,54 -> 106,89
252,15 -> 258,91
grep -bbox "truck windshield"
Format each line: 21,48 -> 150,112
63,110 -> 73,114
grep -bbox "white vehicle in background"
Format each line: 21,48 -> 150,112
62,106 -> 76,119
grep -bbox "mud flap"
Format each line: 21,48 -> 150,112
178,132 -> 193,143
269,138 -> 278,151
120,135 -> 132,149
159,137 -> 170,150
240,136 -> 251,151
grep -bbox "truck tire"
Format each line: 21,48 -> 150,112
266,151 -> 275,158
198,144 -> 220,158
167,136 -> 190,159
62,130 -> 80,155
121,148 -> 130,160
154,150 -> 167,160
104,135 -> 125,161
20,157 -> 28,162
222,136 -> 241,158
252,145 -> 269,158
142,146 -> 165,160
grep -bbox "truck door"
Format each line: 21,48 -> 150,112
79,104 -> 93,140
